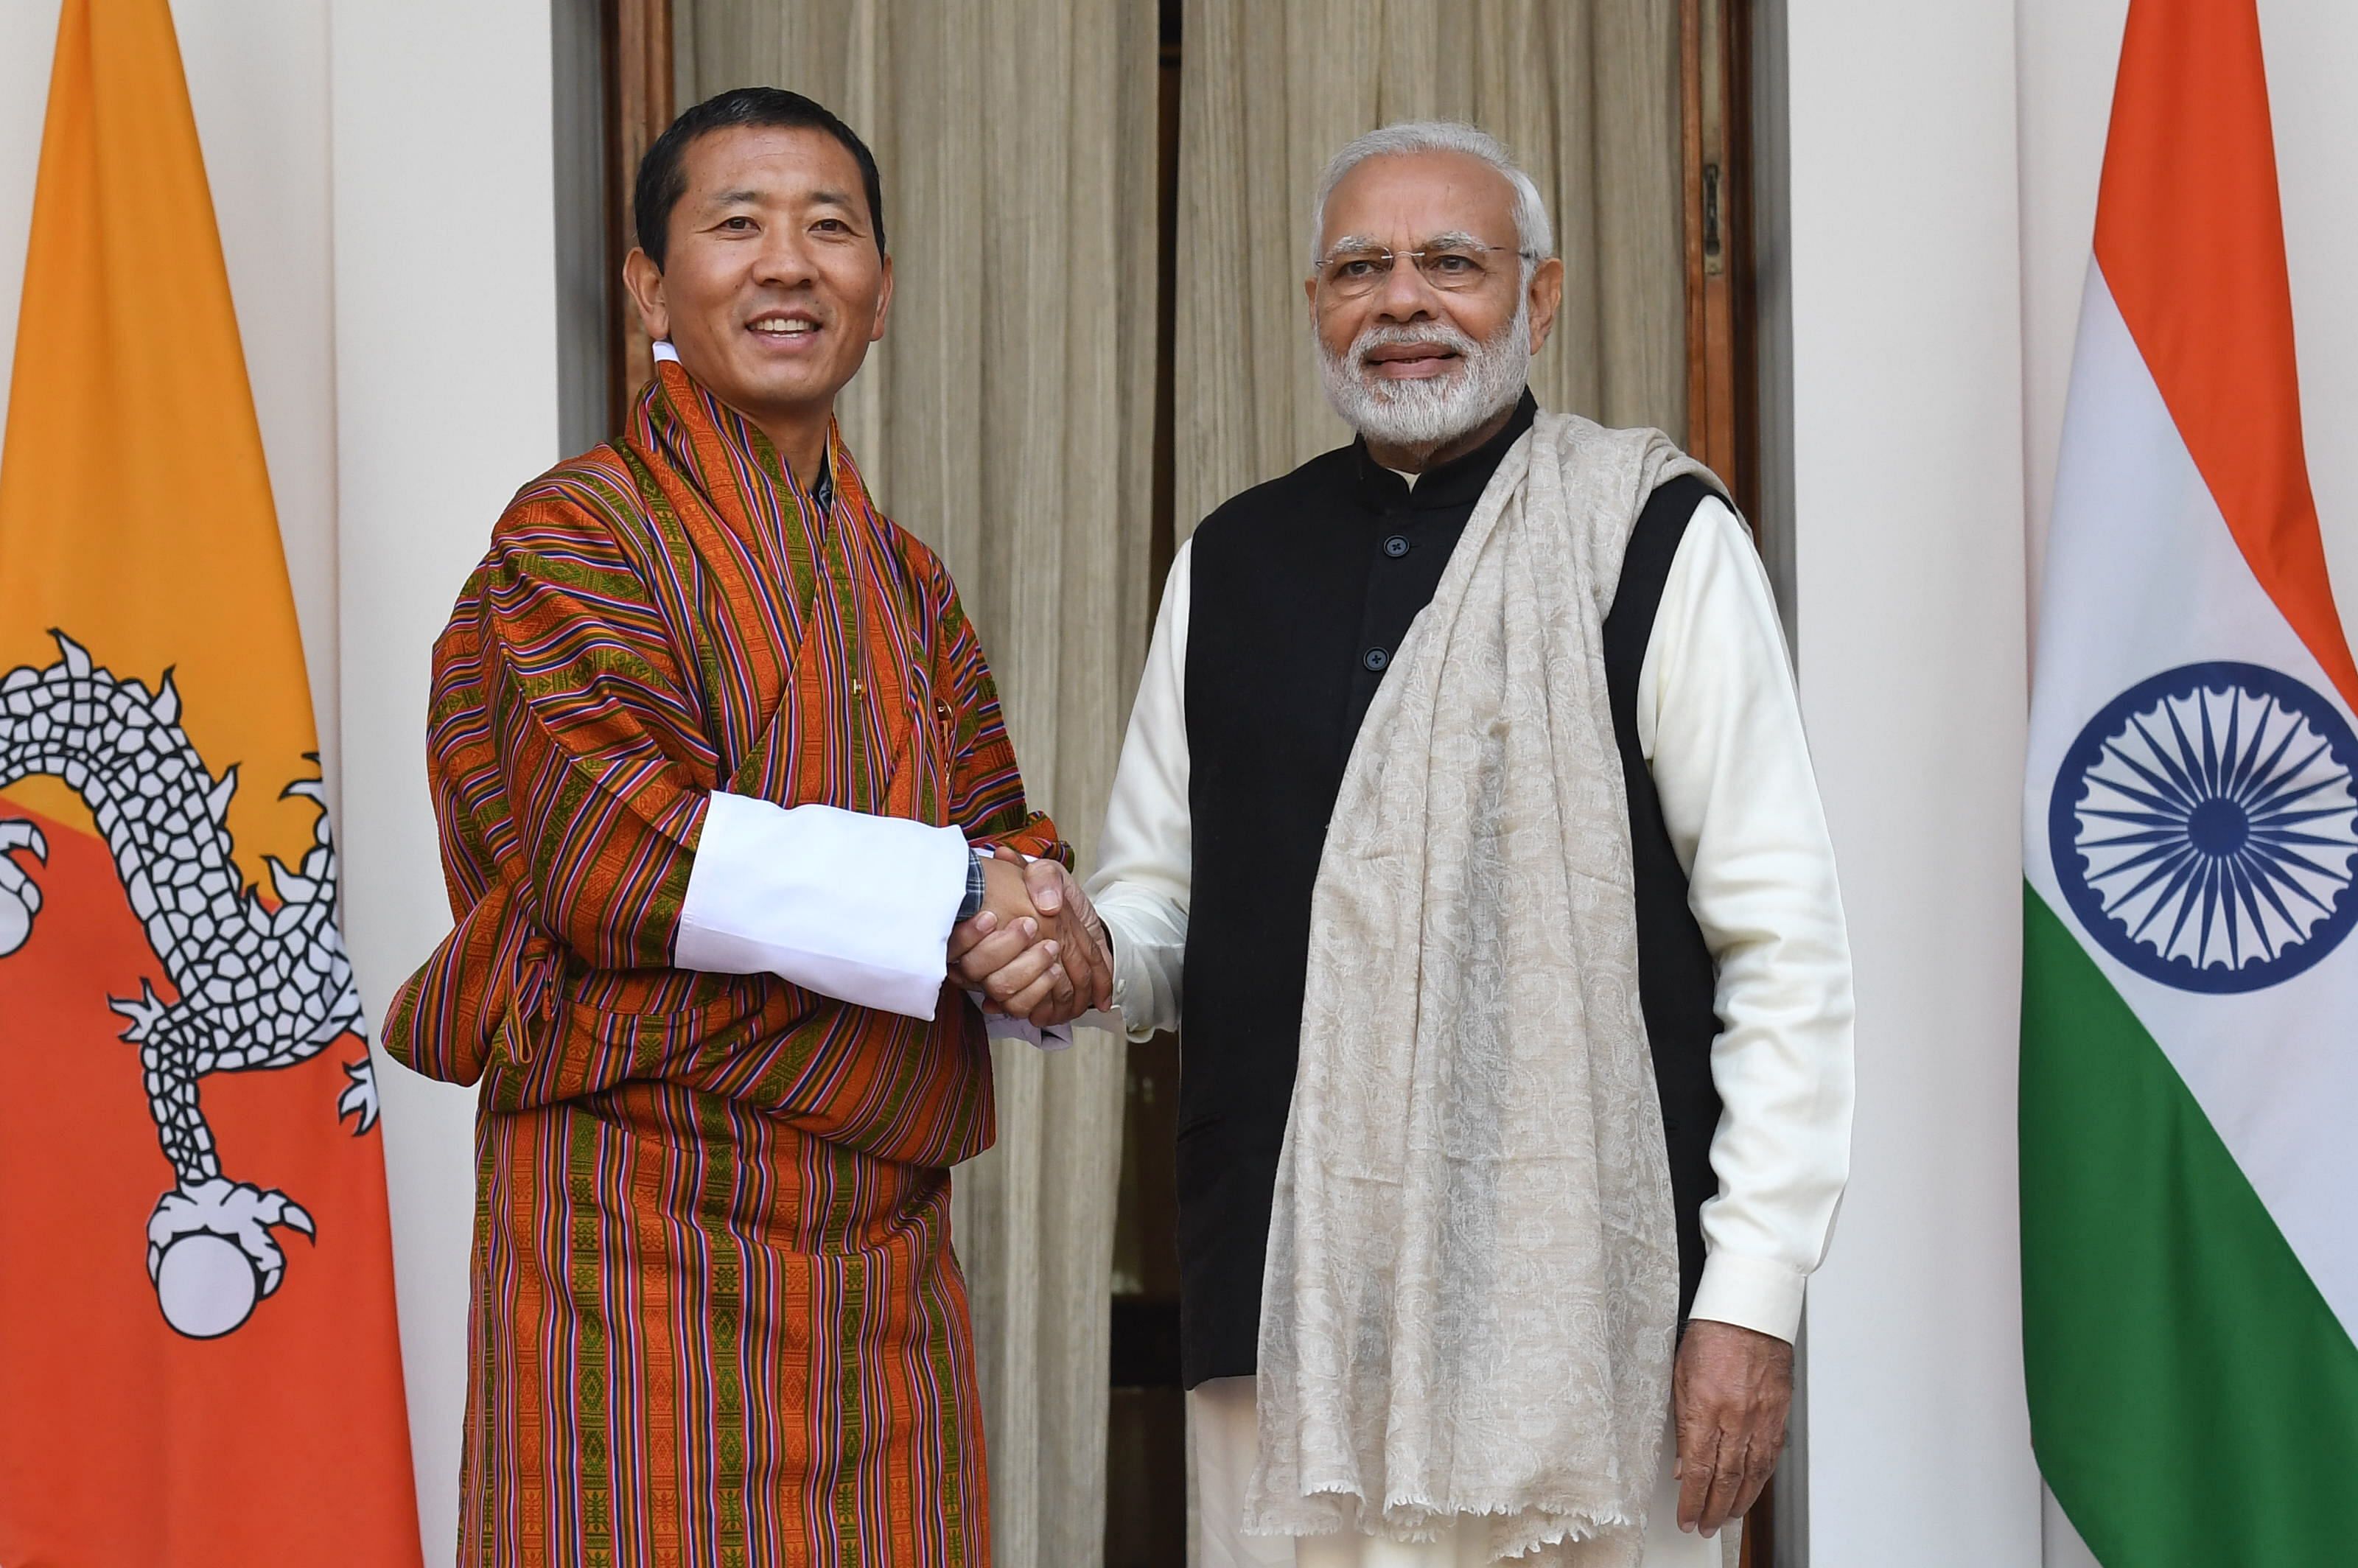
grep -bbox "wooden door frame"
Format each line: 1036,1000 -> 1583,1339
606,0 -> 674,433
1684,0 -> 1758,526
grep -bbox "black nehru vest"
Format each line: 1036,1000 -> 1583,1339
1177,390 -> 1728,1389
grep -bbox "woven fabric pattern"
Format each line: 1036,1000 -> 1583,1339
385,362 -> 1065,1567
1249,414 -> 1696,1564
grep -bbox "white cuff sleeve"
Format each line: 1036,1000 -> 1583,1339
974,1013 -> 1122,1051
1687,1251 -> 1809,1344
675,794 -> 970,1020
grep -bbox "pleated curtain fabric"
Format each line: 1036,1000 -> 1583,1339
674,5 -> 1160,1565
1175,0 -> 1687,539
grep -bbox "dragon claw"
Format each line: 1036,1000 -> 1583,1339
337,1056 -> 382,1134
0,820 -> 46,958
145,1178 -> 317,1339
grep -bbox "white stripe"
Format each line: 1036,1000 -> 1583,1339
2026,262 -> 2358,1339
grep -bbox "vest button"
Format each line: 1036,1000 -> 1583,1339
1383,534 -> 1411,558
1363,648 -> 1389,672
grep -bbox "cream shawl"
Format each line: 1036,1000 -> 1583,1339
1247,413 -> 1711,1564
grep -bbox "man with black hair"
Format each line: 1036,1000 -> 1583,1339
386,87 -> 1110,1565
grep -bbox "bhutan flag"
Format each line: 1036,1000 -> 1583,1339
0,2 -> 421,1563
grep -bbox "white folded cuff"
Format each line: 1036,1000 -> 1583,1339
676,793 -> 970,1020
979,1009 -> 1121,1051
1686,1250 -> 1809,1344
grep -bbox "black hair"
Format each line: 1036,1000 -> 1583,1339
632,87 -> 886,267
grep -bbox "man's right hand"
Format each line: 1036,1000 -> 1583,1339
948,854 -> 1077,1021
948,852 -> 1112,1026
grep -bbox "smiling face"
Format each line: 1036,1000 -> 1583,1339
1306,148 -> 1563,461
623,124 -> 892,456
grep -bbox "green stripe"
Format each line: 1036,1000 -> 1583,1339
2021,886 -> 2358,1565
693,1091 -> 749,1564
564,1108 -> 616,1567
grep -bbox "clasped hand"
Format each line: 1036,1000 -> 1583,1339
947,847 -> 1113,1028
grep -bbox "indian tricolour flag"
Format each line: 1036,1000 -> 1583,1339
2023,0 -> 2358,1563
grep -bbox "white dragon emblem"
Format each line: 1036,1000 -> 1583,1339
0,632 -> 374,1339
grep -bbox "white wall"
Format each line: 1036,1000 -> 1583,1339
1782,4 -> 2045,1565
329,0 -> 561,1558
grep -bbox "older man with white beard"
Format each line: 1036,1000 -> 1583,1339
959,121 -> 1853,1566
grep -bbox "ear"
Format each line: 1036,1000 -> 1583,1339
622,247 -> 669,344
869,252 -> 896,345
1523,255 -> 1565,358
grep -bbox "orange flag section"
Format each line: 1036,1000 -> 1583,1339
0,4 -> 421,1566
0,0 -> 315,847
2092,0 -> 2358,714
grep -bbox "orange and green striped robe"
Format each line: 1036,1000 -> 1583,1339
383,361 -> 1062,1567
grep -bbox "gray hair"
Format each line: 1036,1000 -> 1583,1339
1306,120 -> 1555,274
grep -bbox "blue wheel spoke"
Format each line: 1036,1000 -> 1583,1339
2194,860 -> 2225,965
2218,695 -> 2248,801
2087,780 -> 2200,819
2125,847 -> 2206,942
2225,858 -> 2278,961
2219,855 -> 2245,966
2124,716 -> 2204,808
2230,715 -> 2306,807
2247,828 -> 2358,853
2235,848 -> 2306,945
2242,840 -> 2343,913
2081,806 -> 2194,830
2101,839 -> 2200,911
2094,741 -> 2201,812
2247,805 -> 2354,829
2226,696 -> 2273,800
2082,827 -> 2197,850
2241,763 -> 2342,822
2198,689 -> 2223,797
2089,837 -> 2206,881
2159,701 -> 2213,803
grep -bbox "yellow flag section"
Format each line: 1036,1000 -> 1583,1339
0,4 -> 421,1565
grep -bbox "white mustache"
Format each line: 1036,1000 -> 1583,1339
1348,322 -> 1480,360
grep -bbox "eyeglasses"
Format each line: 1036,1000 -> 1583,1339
1314,239 -> 1535,298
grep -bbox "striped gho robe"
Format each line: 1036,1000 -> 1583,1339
384,359 -> 1062,1567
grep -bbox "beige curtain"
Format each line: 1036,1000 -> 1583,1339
674,5 -> 1161,1565
1175,0 -> 1687,537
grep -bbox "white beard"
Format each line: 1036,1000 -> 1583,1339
1317,299 -> 1532,452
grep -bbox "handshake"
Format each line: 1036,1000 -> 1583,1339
948,845 -> 1115,1029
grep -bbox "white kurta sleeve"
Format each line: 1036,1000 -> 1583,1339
1086,537 -> 1195,1041
1637,495 -> 1855,1344
674,794 -> 971,1021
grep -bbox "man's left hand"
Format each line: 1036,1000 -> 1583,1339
1672,1318 -> 1793,1539
947,849 -> 1113,1026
